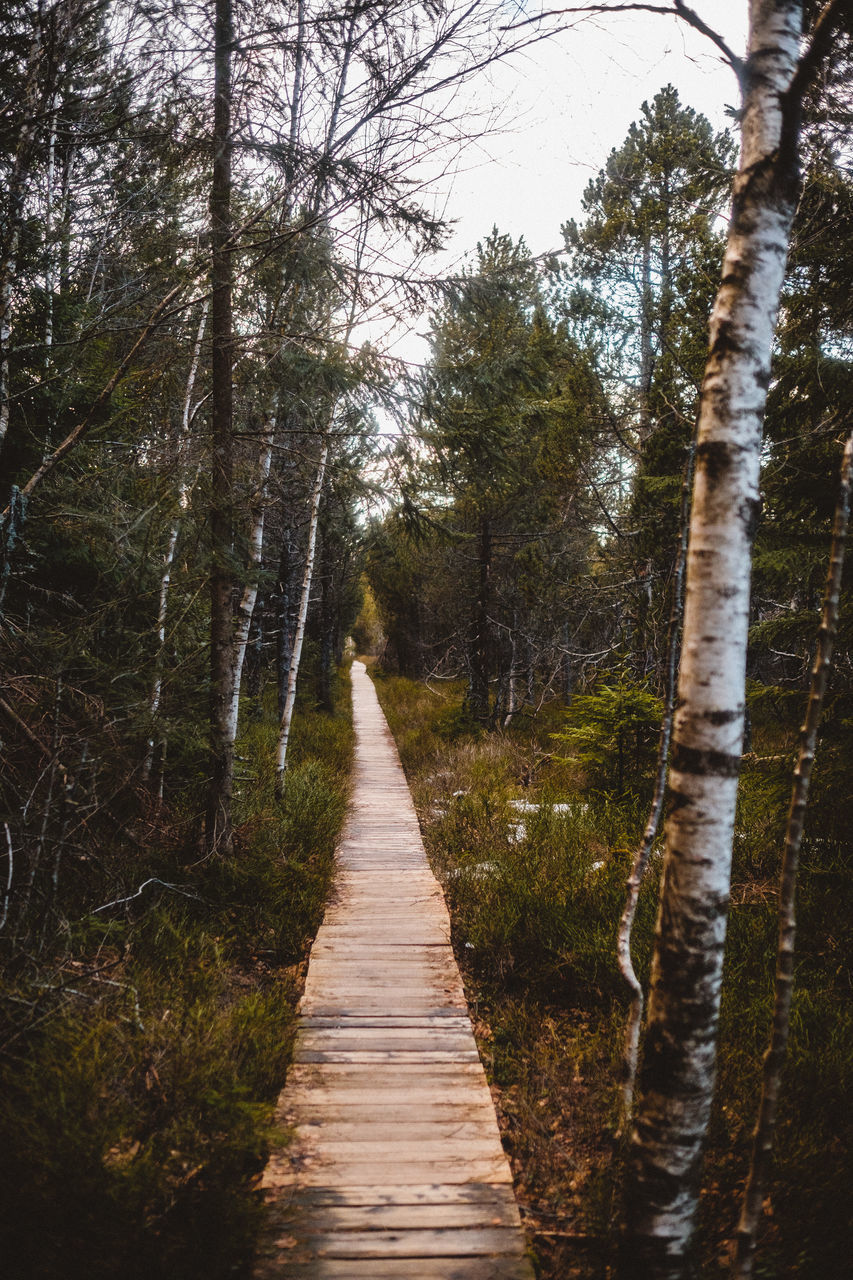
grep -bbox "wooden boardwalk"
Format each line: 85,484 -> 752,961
255,661 -> 533,1279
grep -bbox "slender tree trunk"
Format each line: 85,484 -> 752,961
618,434 -> 696,1123
622,6 -> 804,1275
561,620 -> 573,705
206,0 -> 235,855
469,515 -> 491,723
732,429 -> 853,1278
275,435 -> 329,794
276,532 -> 295,719
317,531 -> 335,714
503,612 -> 519,728
245,589 -> 265,711
638,231 -> 654,444
0,21 -> 46,451
223,420 -> 274,745
143,301 -> 208,784
44,103 -> 57,364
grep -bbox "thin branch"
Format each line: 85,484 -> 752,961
90,878 -> 202,915
0,824 -> 12,933
502,3 -> 745,83
787,0 -> 852,104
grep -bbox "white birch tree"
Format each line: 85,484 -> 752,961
616,2 -> 850,1275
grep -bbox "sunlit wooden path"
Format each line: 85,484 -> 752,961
255,660 -> 533,1279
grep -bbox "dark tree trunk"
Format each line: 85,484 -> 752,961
468,515 -> 491,723
206,0 -> 235,856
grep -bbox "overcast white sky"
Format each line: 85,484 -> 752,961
366,1 -> 748,366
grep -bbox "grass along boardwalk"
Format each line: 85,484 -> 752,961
255,660 -> 533,1279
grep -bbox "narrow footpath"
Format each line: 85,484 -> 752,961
255,660 -> 533,1279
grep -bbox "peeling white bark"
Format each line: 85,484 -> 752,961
623,5 -> 805,1276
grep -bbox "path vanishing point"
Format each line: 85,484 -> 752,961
255,660 -> 534,1279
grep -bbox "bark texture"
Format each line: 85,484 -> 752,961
622,5 -> 804,1275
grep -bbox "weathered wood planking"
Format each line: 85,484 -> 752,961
255,660 -> 532,1278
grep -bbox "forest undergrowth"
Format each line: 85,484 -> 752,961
370,664 -> 853,1280
0,666 -> 353,1280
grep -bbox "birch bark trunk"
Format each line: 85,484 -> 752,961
222,421 -> 275,746
622,4 -> 804,1275
275,434 -> 329,795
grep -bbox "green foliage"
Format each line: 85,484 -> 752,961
552,679 -> 663,795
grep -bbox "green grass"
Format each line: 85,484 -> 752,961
0,673 -> 354,1280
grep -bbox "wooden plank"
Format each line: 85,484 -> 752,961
282,1159 -> 514,1187
287,1123 -> 503,1147
286,1184 -> 522,1208
293,1227 -> 527,1258
297,1030 -> 478,1050
283,1103 -> 499,1123
278,1201 -> 521,1231
285,1061 -> 488,1079
283,1090 -> 492,1111
256,1258 -> 535,1279
300,1017 -> 472,1029
292,1139 -> 506,1162
293,1050 -> 482,1064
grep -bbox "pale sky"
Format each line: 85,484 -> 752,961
363,1 -> 748,367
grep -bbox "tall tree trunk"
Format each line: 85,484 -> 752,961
143,301 -> 208,784
275,435 -> 329,794
206,0 -> 235,856
732,429 -> 853,1278
622,5 -> 804,1275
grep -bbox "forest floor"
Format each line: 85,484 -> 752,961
0,678 -> 354,1280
